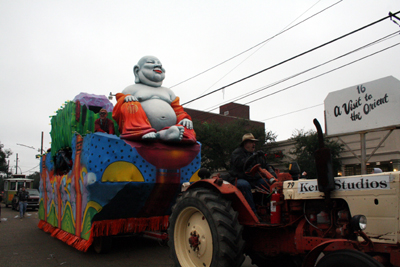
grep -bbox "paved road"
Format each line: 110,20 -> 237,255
0,204 -> 255,267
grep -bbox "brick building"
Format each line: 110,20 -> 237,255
185,102 -> 264,130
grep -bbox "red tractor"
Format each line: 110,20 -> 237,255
168,120 -> 392,267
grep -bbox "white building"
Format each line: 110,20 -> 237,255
272,76 -> 400,176
272,129 -> 400,176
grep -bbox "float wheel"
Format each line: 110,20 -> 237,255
92,236 -> 112,254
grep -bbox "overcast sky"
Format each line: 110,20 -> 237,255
1,0 -> 399,175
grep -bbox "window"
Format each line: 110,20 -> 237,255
17,182 -> 25,190
10,182 -> 16,190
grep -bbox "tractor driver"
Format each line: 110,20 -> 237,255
230,133 -> 276,217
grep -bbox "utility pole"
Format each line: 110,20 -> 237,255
15,153 -> 19,174
41,131 -> 44,154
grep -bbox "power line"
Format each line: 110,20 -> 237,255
202,30 -> 400,113
198,0 -> 327,97
261,104 -> 324,121
182,10 -> 400,106
22,164 -> 40,174
189,41 -> 400,123
244,42 -> 400,106
171,0 -> 343,89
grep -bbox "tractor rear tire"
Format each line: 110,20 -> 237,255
316,249 -> 383,267
168,188 -> 245,267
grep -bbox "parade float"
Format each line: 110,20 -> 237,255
38,56 -> 201,252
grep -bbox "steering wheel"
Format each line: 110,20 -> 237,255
243,152 -> 266,173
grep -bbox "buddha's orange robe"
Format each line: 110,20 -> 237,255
112,93 -> 196,143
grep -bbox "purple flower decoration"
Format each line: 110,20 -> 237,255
73,92 -> 114,112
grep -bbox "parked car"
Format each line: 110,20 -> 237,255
12,188 -> 40,211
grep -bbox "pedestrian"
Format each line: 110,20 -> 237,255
18,186 -> 29,218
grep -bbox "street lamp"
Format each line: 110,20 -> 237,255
16,143 -> 40,152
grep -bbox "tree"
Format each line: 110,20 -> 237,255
0,142 -> 12,174
289,130 -> 344,179
193,119 -> 276,173
0,142 -> 12,191
27,171 -> 40,189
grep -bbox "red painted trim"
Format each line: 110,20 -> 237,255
188,178 -> 259,225
38,220 -> 93,252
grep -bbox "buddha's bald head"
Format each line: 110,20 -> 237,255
134,56 -> 166,87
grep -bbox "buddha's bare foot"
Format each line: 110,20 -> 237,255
142,132 -> 159,139
158,126 -> 184,142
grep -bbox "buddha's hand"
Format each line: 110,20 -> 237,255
124,95 -> 138,102
178,118 -> 193,129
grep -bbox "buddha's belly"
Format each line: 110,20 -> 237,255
141,99 -> 177,131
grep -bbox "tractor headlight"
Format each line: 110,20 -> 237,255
350,215 -> 367,231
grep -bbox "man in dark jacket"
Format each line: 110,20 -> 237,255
18,186 -> 29,218
230,133 -> 276,216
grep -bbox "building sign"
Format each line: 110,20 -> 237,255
324,76 -> 400,136
297,175 -> 390,193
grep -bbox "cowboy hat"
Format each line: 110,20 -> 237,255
241,133 -> 258,145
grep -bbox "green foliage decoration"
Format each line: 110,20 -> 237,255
50,101 -> 119,155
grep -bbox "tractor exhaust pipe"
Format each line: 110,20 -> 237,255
313,119 -> 335,206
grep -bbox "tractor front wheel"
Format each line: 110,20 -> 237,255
316,250 -> 383,267
169,188 -> 245,267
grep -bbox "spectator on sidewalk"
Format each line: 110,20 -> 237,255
18,186 -> 29,218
